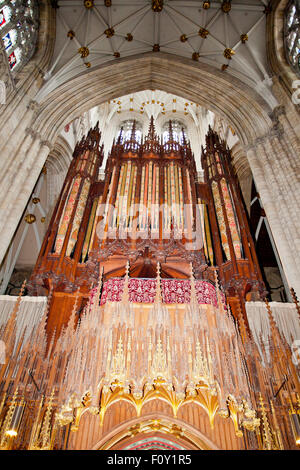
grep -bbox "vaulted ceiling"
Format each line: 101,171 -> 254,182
42,0 -> 275,105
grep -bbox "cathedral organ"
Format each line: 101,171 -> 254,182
0,118 -> 299,451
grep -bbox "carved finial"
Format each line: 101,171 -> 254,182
117,126 -> 123,144
94,265 -> 104,307
168,120 -> 174,142
148,115 -> 156,138
154,262 -> 162,303
264,298 -> 279,338
122,261 -> 130,303
290,287 -> 300,320
259,393 -> 276,450
130,119 -> 137,141
125,261 -> 130,278
66,289 -> 80,334
189,263 -> 198,305
181,127 -> 187,145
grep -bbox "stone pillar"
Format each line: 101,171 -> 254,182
0,139 -> 52,263
246,122 -> 300,294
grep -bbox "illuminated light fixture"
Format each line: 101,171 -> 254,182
5,402 -> 25,438
241,34 -> 248,44
203,1 -> 210,9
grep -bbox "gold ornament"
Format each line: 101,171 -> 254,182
25,214 -> 36,224
152,0 -> 163,12
224,48 -> 235,59
84,0 -> 94,8
78,46 -> 89,58
67,30 -> 75,40
199,28 -> 209,39
221,1 -> 231,13
104,27 -> 114,38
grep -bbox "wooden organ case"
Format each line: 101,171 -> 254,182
2,119 -> 299,452
29,119 -> 265,335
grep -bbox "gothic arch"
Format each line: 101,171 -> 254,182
91,414 -> 220,451
35,53 -> 273,144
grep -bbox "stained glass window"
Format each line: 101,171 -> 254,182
284,0 -> 300,76
162,120 -> 187,144
0,0 -> 39,73
118,120 -> 142,143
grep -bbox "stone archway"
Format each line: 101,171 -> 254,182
0,53 -> 299,292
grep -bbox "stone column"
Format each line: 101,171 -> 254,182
246,125 -> 300,294
0,139 -> 52,264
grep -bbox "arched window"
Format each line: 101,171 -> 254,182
118,119 -> 142,143
284,0 -> 300,76
0,0 -> 39,73
162,120 -> 187,144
